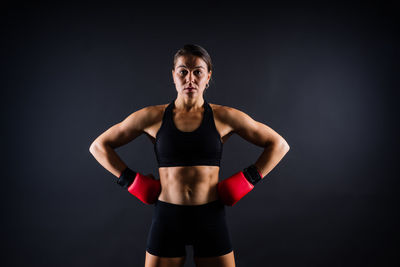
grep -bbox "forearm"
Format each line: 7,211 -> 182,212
89,142 -> 127,178
253,141 -> 290,179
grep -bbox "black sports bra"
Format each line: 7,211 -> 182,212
154,98 -> 223,167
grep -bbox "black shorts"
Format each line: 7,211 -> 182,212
146,199 -> 233,258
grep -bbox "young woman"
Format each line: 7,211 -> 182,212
89,44 -> 290,267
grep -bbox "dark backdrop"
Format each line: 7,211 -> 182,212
2,1 -> 398,266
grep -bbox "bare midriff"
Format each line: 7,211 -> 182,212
157,165 -> 220,205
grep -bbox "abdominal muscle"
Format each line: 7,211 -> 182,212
157,165 -> 220,205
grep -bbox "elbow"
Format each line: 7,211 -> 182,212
89,141 -> 103,154
89,142 -> 97,154
274,139 -> 290,152
282,140 -> 290,151
282,140 -> 290,153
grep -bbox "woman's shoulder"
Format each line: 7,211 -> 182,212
138,102 -> 169,112
209,102 -> 228,111
209,102 -> 255,129
209,102 -> 237,118
127,103 -> 169,127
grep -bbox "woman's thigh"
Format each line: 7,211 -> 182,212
145,251 -> 186,267
194,250 -> 236,267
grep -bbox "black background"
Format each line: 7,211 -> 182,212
2,0 -> 398,266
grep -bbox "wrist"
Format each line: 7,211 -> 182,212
242,164 -> 262,186
117,167 -> 137,189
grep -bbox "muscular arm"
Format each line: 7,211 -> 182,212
220,106 -> 290,177
89,106 -> 154,177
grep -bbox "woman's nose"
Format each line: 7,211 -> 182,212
187,72 -> 195,82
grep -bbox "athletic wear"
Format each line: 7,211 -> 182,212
146,199 -> 233,257
154,98 -> 223,167
147,98 -> 233,258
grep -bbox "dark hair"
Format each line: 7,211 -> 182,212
172,44 -> 213,73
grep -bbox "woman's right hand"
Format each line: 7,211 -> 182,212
118,168 -> 161,205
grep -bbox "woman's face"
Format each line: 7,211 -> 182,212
172,55 -> 212,98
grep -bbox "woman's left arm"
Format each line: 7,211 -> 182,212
221,106 -> 290,178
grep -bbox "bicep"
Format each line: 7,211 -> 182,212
92,107 -> 149,149
227,107 -> 286,147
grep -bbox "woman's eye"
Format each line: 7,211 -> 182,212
179,70 -> 201,75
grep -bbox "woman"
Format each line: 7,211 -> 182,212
89,44 -> 290,267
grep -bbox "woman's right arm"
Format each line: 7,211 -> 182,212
89,106 -> 152,178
